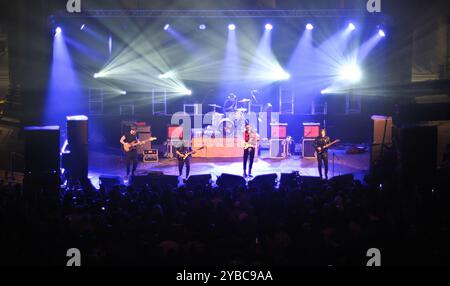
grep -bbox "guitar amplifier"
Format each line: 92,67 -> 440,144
302,139 -> 316,158
269,139 -> 287,158
143,149 -> 158,163
137,132 -> 153,153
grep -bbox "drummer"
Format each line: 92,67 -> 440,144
223,93 -> 237,113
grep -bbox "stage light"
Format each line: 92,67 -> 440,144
120,90 -> 127,95
228,24 -> 236,31
164,24 -> 170,31
55,27 -> 62,35
348,23 -> 356,31
265,23 -> 273,31
80,24 -> 85,31
321,88 -> 331,94
93,73 -> 100,78
340,64 -> 362,82
273,70 -> 291,81
180,89 -> 192,96
159,71 -> 175,79
199,24 -> 206,30
306,23 -> 314,30
378,29 -> 386,37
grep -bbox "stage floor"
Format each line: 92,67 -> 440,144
88,147 -> 370,188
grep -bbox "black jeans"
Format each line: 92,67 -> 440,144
178,157 -> 191,178
126,150 -> 138,176
243,147 -> 255,173
317,152 -> 329,178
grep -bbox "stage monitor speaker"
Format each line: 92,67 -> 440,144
248,173 -> 277,189
24,126 -> 60,174
329,174 -> 354,189
299,176 -> 323,190
302,139 -> 316,159
99,175 -> 124,191
130,171 -> 165,189
216,173 -> 246,189
187,174 -> 212,189
270,139 -> 287,158
280,172 -> 300,188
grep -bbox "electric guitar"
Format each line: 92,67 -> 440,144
243,142 -> 256,150
315,139 -> 340,154
177,147 -> 205,160
123,137 -> 157,152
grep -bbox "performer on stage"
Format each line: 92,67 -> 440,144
120,126 -> 140,179
223,93 -> 237,113
313,129 -> 331,180
175,140 -> 196,180
243,123 -> 260,178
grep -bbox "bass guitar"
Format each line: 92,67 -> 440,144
315,139 -> 340,154
123,137 -> 157,152
177,147 -> 205,160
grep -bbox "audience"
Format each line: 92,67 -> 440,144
0,171 -> 449,266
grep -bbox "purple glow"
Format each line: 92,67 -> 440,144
55,27 -> 62,35
265,23 -> 273,30
164,24 -> 170,31
80,24 -> 85,30
199,24 -> 206,30
348,23 -> 356,31
306,23 -> 314,30
378,29 -> 386,37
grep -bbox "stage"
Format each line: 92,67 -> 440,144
87,146 -> 370,188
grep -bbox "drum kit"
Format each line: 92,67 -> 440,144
204,93 -> 255,137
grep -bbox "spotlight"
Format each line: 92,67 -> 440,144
120,91 -> 127,95
265,23 -> 273,30
274,70 -> 291,81
80,24 -> 85,31
340,64 -> 362,83
348,23 -> 356,31
321,88 -> 331,94
55,27 -> 62,35
179,89 -> 192,96
228,24 -> 236,31
164,24 -> 170,31
93,73 -> 100,78
199,24 -> 206,30
158,71 -> 175,79
306,23 -> 314,30
378,29 -> 386,37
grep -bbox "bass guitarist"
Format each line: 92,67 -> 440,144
120,126 -> 140,179
313,129 -> 339,180
175,140 -> 196,180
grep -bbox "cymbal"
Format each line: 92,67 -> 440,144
238,99 -> 250,103
209,104 -> 222,108
236,108 -> 247,112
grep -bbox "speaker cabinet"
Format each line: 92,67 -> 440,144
24,126 -> 60,174
302,139 -> 316,159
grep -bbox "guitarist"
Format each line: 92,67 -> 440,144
313,129 -> 332,180
175,140 -> 195,180
243,123 -> 259,178
120,126 -> 140,179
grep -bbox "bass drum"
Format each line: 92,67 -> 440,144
216,118 -> 234,137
